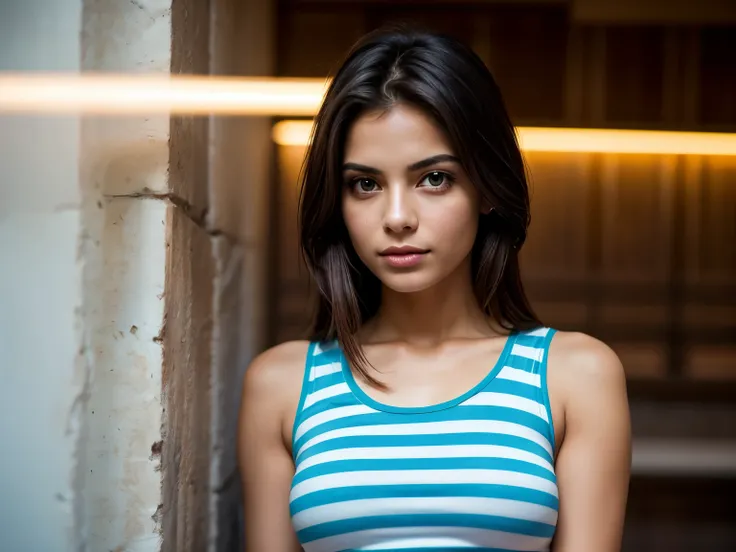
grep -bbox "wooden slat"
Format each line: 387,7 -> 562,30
522,151 -> 593,280
604,27 -> 665,125
278,9 -> 366,76
484,6 -> 567,122
699,27 -> 736,127
574,0 -> 736,25
599,153 -> 675,283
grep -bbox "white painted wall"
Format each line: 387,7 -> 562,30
0,1 -> 84,551
78,1 -> 171,549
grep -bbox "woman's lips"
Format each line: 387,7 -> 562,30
380,251 -> 428,268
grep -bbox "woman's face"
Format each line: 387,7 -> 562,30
341,103 -> 481,294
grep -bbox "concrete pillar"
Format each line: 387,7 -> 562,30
77,1 -> 175,550
80,0 -> 276,548
1,0 -> 274,549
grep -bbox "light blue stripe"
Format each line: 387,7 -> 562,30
298,512 -> 556,543
290,483 -> 560,515
514,332 -> 549,348
297,432 -> 553,466
309,371 -> 348,392
500,354 -> 537,373
294,408 -> 553,458
485,379 -> 545,401
293,457 -> 556,487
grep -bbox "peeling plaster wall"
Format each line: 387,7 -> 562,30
1,0 -> 274,549
0,1 -> 84,551
76,0 -> 172,550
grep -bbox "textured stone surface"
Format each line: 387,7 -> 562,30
161,206 -> 215,552
75,1 -> 173,550
79,197 -> 168,551
2,0 -> 275,550
169,0 -> 211,212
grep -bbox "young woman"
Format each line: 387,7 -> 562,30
239,28 -> 631,552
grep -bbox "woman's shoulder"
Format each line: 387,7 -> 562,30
244,339 -> 312,385
546,330 -> 627,408
547,330 -> 624,378
241,340 -> 312,412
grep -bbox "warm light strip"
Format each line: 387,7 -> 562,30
519,127 -> 736,156
0,74 -> 328,115
272,120 -> 736,156
2,73 -> 734,156
272,120 -> 317,146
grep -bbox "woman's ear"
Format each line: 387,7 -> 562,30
480,202 -> 494,215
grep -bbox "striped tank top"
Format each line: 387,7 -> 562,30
290,327 -> 558,551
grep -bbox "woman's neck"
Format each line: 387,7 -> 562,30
362,259 -> 502,347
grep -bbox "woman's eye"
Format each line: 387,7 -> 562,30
421,171 -> 451,188
355,178 -> 378,192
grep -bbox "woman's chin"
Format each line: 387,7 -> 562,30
378,271 -> 444,295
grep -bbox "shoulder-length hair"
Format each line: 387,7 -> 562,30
299,27 -> 541,386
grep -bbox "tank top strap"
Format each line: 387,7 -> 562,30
507,326 -> 557,374
291,339 -> 346,457
500,326 -> 558,452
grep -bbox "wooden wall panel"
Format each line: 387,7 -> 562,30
699,27 -> 736,127
483,7 -> 568,122
623,476 -> 736,552
273,145 -> 313,343
599,155 -> 674,283
522,152 -> 592,281
278,9 -> 366,76
604,27 -> 665,125
686,157 -> 736,284
681,156 -> 736,381
574,0 -> 736,25
366,6 -> 476,41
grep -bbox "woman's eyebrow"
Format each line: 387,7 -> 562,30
407,154 -> 461,171
342,154 -> 460,175
342,162 -> 380,174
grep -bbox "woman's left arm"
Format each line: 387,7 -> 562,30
550,333 -> 632,552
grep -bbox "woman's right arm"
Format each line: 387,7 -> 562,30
238,343 -> 307,552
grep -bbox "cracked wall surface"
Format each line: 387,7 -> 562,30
76,0 -> 172,550
1,0 -> 273,550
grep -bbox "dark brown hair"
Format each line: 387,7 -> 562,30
299,27 -> 541,386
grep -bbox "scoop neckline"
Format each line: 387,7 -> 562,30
339,332 -> 517,414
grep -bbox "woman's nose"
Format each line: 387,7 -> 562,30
382,185 -> 418,233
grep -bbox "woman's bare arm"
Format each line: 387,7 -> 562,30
237,342 -> 309,552
550,333 -> 632,552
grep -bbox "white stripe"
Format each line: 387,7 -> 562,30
293,496 -> 558,531
313,341 -> 338,356
309,361 -> 341,382
526,327 -> 550,337
294,404 -> 376,442
464,392 -> 549,422
497,366 -> 541,387
303,525 -> 551,552
303,382 -> 351,409
296,444 -> 554,475
296,419 -> 553,460
290,469 -> 558,501
511,344 -> 545,363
